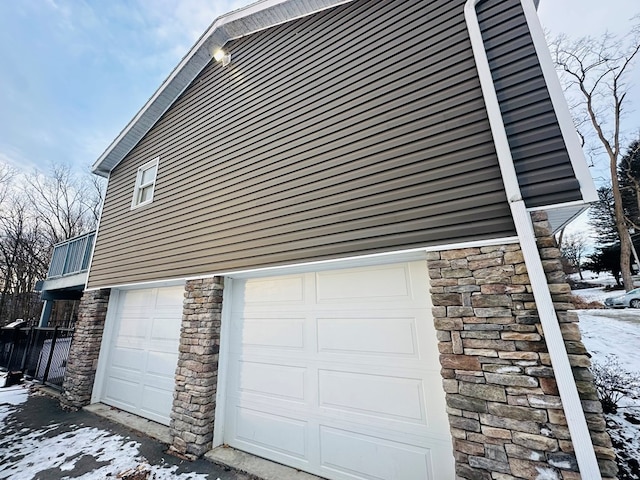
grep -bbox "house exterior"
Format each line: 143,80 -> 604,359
60,1 -> 616,479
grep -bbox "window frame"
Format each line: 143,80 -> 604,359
131,157 -> 159,209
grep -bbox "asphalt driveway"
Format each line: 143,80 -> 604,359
0,381 -> 250,480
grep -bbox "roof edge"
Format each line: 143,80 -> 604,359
92,0 -> 354,177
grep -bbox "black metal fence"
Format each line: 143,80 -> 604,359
0,326 -> 74,389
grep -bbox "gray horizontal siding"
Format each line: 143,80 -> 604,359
88,0 -> 516,288
476,0 -> 582,208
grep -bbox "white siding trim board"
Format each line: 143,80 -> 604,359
465,0 -> 601,477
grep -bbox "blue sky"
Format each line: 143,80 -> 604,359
0,0 -> 638,177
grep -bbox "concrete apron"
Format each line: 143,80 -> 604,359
85,401 -> 324,480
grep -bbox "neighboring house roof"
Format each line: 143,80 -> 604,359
92,0 -> 354,177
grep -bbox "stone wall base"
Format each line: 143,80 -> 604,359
427,212 -> 616,479
61,289 -> 110,410
170,277 -> 223,458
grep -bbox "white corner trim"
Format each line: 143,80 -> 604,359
91,289 -> 121,405
519,0 -> 598,204
212,277 -> 234,447
84,174 -> 110,292
512,201 -> 602,480
464,1 -> 602,478
526,200 -> 587,212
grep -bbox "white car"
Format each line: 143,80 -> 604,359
604,288 -> 640,308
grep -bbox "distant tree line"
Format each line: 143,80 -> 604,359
0,161 -> 103,325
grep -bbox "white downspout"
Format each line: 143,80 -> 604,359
464,1 -> 602,478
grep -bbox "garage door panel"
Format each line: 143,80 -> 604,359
315,265 -> 412,304
239,318 -> 305,349
318,370 -> 426,424
320,426 -> 433,480
235,407 -> 309,460
110,347 -> 145,371
225,261 -> 454,479
238,360 -> 306,401
101,286 -> 183,426
141,385 -> 174,419
239,275 -> 306,306
120,289 -> 154,307
104,376 -> 140,407
154,286 -> 185,306
150,317 -> 182,341
145,352 -> 178,380
114,316 -> 148,340
317,317 -> 418,357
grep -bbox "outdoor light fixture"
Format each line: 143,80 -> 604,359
213,49 -> 231,66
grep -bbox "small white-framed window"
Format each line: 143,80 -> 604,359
131,157 -> 159,209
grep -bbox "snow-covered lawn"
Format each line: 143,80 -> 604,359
572,282 -> 640,480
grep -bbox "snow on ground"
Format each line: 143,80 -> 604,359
573,284 -> 640,480
572,287 -> 610,304
577,311 -> 640,373
0,423 -> 210,480
0,383 -> 29,406
0,375 -> 212,480
0,374 -> 28,425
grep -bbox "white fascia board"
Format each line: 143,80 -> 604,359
464,0 -> 602,478
92,0 -> 355,177
520,0 -> 598,204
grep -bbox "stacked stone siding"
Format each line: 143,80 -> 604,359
427,214 -> 616,479
170,277 -> 223,458
61,289 -> 111,410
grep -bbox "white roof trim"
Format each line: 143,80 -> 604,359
520,0 -> 598,204
92,0 -> 355,177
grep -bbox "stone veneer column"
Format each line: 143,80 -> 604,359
427,212 -> 617,480
170,277 -> 223,458
61,289 -> 111,410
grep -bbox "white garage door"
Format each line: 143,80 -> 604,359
224,261 -> 454,480
100,285 -> 183,425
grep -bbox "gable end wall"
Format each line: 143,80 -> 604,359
87,0 -> 519,288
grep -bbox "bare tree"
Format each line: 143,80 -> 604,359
561,233 -> 588,280
0,162 -> 16,214
24,163 -> 103,245
551,21 -> 640,290
0,160 -> 104,324
0,197 -> 49,323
